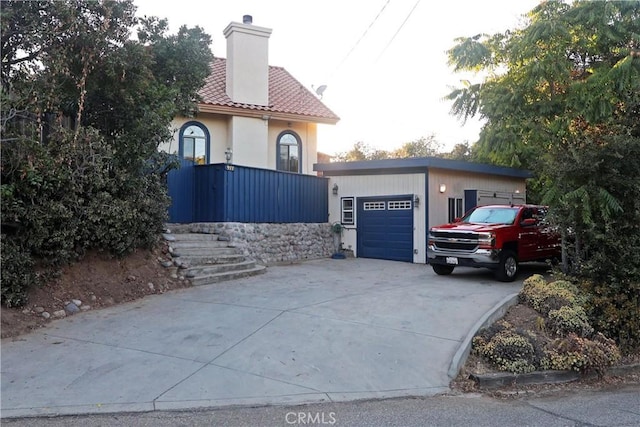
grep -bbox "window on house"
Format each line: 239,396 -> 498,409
277,131 -> 301,173
448,197 -> 463,222
341,197 -> 354,225
180,122 -> 209,164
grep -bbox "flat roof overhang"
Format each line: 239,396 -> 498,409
314,157 -> 533,179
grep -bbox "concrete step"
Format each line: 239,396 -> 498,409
169,240 -> 233,250
163,233 -> 225,242
187,260 -> 257,277
171,247 -> 242,257
176,254 -> 246,266
191,265 -> 267,286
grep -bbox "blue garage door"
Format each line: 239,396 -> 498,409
357,196 -> 414,262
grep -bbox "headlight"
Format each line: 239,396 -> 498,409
478,232 -> 495,248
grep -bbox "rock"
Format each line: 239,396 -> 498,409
161,260 -> 173,268
65,302 -> 80,315
71,299 -> 82,307
80,305 -> 91,311
170,273 -> 178,279
42,312 -> 51,319
22,309 -> 31,314
163,233 -> 176,242
34,306 -> 45,314
127,275 -> 137,282
53,310 -> 66,318
90,295 -> 97,302
147,282 -> 155,291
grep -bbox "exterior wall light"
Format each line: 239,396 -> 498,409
225,147 -> 233,164
414,195 -> 420,207
332,183 -> 339,195
439,184 -> 446,193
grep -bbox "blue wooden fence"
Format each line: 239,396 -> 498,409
167,158 -> 195,223
168,163 -> 329,223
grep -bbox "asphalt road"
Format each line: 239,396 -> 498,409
3,384 -> 639,427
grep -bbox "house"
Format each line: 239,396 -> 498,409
161,16 -> 533,268
314,157 -> 531,264
159,15 -> 339,175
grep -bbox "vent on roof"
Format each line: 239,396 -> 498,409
243,15 -> 252,24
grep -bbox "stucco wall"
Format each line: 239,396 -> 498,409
267,120 -> 318,175
160,115 -> 319,175
229,116 -> 269,168
159,116 -> 229,164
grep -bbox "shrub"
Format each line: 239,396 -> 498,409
579,279 -> 640,353
473,323 -> 544,374
0,236 -> 36,307
0,129 -> 171,306
546,305 -> 594,337
543,333 -> 620,376
519,275 -> 585,316
475,330 -> 537,374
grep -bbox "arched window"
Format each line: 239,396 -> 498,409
179,121 -> 209,165
277,131 -> 301,173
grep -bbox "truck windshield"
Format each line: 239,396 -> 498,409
462,207 -> 519,225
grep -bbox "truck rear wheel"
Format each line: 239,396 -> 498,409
432,264 -> 455,275
495,251 -> 518,282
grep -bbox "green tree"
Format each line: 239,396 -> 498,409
0,0 -> 213,306
333,141 -> 390,162
443,142 -> 472,161
446,0 -> 640,350
391,134 -> 442,158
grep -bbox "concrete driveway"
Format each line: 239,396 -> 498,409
1,258 -> 522,418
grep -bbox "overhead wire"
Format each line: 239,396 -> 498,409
326,0 -> 391,82
375,0 -> 421,63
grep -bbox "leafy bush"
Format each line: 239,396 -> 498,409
0,130 -> 171,306
546,305 -> 594,337
520,275 -> 585,316
0,236 -> 36,307
473,322 -> 543,374
543,333 -> 621,376
579,279 -> 640,353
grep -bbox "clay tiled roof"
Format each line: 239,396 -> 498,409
198,58 -> 339,124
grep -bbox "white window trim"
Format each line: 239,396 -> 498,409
341,197 -> 354,225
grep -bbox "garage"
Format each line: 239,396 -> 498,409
315,157 -> 530,264
357,196 -> 414,262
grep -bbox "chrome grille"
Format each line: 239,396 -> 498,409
431,231 -> 479,252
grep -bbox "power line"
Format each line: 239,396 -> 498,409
328,0 -> 392,81
375,0 -> 421,63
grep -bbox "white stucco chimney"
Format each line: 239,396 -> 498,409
223,15 -> 272,106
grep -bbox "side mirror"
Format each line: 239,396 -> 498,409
521,218 -> 537,226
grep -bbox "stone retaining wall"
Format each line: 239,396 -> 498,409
187,222 -> 337,265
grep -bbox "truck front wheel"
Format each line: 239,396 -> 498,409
495,251 -> 518,282
432,264 -> 455,275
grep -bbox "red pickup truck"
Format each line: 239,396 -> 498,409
427,204 -> 561,281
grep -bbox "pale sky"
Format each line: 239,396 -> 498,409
134,0 -> 540,155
